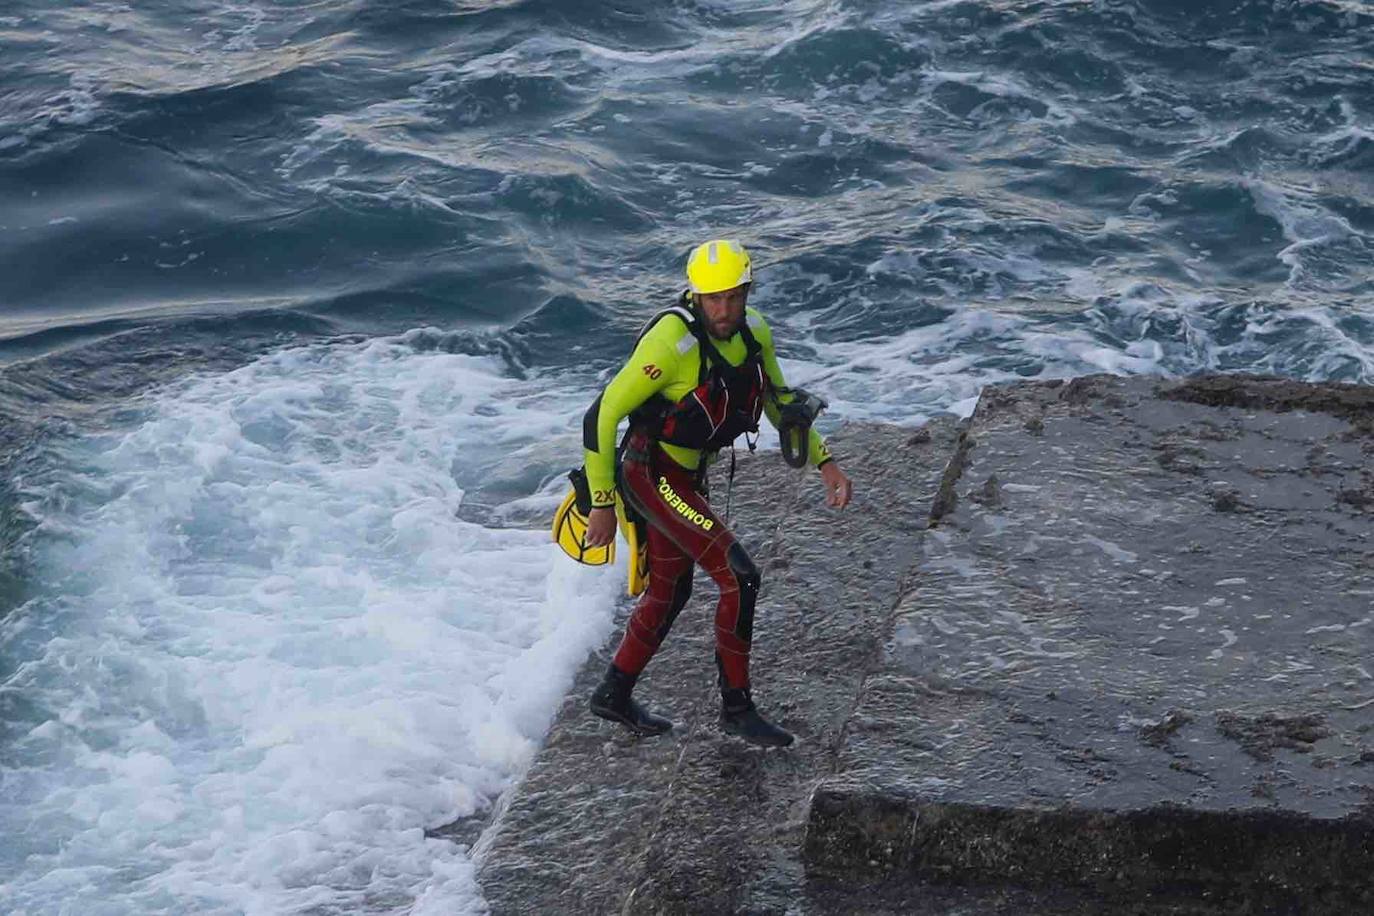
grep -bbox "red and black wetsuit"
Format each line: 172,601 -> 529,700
582,299 -> 831,690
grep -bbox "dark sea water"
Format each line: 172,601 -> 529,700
2,1 -> 1372,912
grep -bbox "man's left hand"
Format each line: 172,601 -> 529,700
820,461 -> 852,509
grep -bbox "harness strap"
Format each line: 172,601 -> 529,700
724,445 -> 736,523
640,294 -> 762,386
636,299 -> 711,386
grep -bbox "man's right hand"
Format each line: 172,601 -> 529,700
585,506 -> 618,547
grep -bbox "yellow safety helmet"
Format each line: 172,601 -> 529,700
685,239 -> 752,295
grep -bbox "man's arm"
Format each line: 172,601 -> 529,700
582,332 -> 677,507
752,311 -> 852,508
752,313 -> 833,468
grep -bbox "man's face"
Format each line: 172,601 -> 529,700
696,285 -> 749,340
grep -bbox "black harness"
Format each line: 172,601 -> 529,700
628,297 -> 768,453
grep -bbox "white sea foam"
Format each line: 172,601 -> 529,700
771,255 -> 1374,424
770,307 -> 1025,427
0,336 -> 620,914
1223,300 -> 1374,382
221,3 -> 268,52
1242,176 -> 1370,288
1,70 -> 101,152
771,296 -> 1184,429
921,66 -> 1077,125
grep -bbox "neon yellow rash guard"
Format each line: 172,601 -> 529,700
582,306 -> 832,509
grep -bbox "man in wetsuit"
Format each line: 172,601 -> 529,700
581,239 -> 853,747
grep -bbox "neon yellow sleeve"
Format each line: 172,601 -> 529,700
582,328 -> 678,507
751,311 -> 833,468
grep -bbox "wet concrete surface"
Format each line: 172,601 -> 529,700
473,420 -> 958,914
471,375 -> 1374,914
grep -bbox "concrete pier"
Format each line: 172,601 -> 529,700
470,374 -> 1374,914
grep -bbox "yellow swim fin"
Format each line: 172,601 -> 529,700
551,469 -> 614,566
615,497 -> 649,596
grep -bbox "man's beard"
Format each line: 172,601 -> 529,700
707,317 -> 739,340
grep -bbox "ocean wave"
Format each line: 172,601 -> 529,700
1242,176 -> 1373,292
495,170 -> 653,230
0,4 -> 357,156
692,25 -> 930,96
1308,125 -> 1374,171
1125,0 -> 1373,39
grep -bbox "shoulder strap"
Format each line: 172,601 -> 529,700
642,296 -> 763,382
632,296 -> 710,386
738,319 -> 762,360
633,303 -> 697,348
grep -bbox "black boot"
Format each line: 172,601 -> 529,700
589,665 -> 673,736
720,688 -> 794,747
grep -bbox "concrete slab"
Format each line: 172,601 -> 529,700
805,375 -> 1374,911
473,421 -> 960,914
469,374 -> 1374,914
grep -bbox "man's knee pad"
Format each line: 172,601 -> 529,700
726,542 -> 760,593
726,542 -> 760,642
656,571 -> 694,642
670,570 -> 694,610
